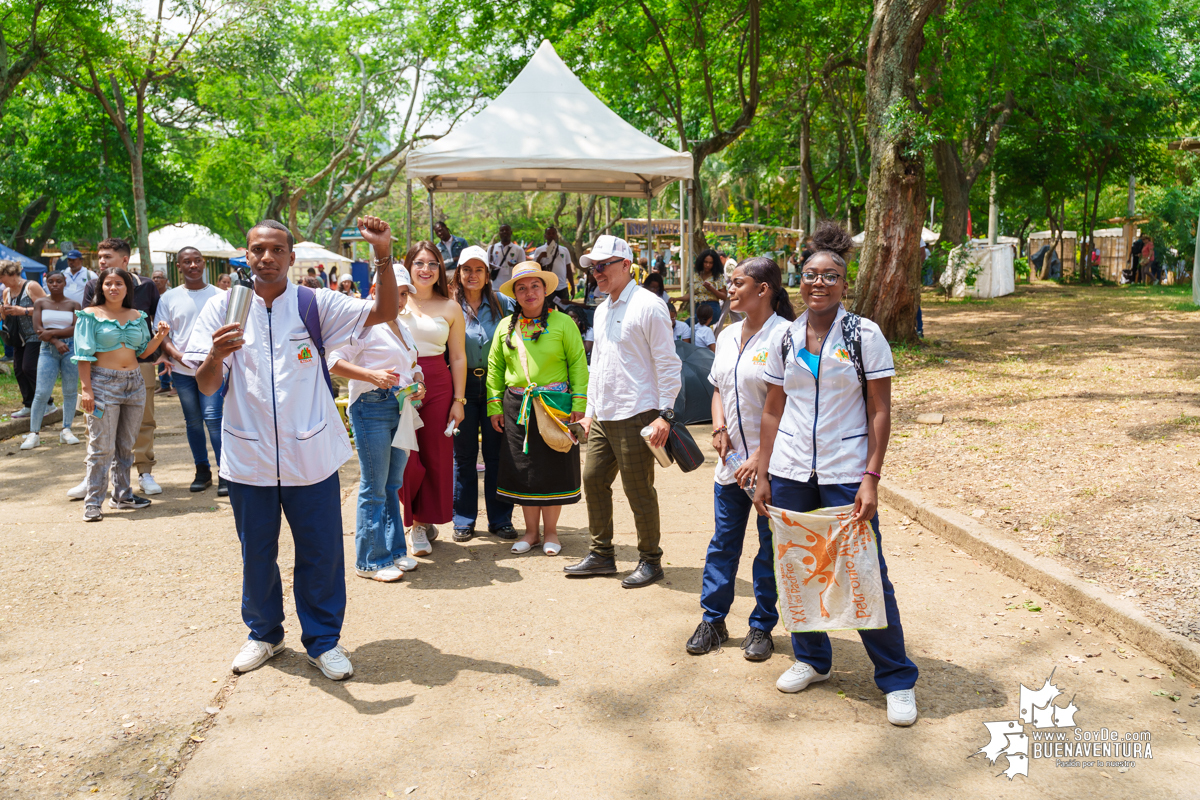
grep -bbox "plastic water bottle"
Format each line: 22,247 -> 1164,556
723,451 -> 757,499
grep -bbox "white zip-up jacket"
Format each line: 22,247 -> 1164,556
763,306 -> 895,485
184,280 -> 371,487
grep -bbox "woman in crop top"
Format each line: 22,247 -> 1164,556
396,241 -> 466,557
72,267 -> 170,522
20,270 -> 83,451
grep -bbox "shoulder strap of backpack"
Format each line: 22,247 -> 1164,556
297,285 -> 336,398
841,312 -> 868,413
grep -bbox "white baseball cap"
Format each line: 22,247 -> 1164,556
457,245 -> 489,269
373,263 -> 416,292
580,235 -> 634,268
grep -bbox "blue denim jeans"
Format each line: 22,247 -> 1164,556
172,372 -> 223,468
769,474 -> 918,693
700,482 -> 779,631
452,372 -> 513,531
31,340 -> 78,433
349,389 -> 410,571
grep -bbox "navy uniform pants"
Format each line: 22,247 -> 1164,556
228,473 -> 345,658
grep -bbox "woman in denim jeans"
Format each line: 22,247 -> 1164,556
448,246 -> 516,542
21,271 -> 82,450
74,267 -> 171,522
329,265 -> 425,583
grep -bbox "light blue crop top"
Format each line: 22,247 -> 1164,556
71,310 -> 151,363
798,347 -> 821,376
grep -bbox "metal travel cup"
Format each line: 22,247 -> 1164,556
224,268 -> 254,341
641,425 -> 673,468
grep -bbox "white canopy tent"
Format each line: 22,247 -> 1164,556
405,39 -> 701,339
129,223 -> 237,272
851,227 -> 941,248
405,40 -> 693,198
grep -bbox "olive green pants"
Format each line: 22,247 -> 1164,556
583,411 -> 663,564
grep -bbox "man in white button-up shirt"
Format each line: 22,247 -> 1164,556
488,224 -> 525,290
564,235 -> 682,589
188,216 -> 398,684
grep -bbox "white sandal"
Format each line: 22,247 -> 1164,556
511,540 -> 535,554
542,541 -> 561,556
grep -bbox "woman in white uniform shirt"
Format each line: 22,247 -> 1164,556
329,265 -> 425,583
686,257 -> 793,660
753,222 -> 919,726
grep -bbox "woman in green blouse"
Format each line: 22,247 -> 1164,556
487,262 -> 589,556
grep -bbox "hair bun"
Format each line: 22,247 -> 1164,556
811,220 -> 853,258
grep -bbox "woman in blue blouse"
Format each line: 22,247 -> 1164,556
449,246 -> 517,542
74,267 -> 170,521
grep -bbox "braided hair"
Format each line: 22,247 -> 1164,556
505,299 -> 552,349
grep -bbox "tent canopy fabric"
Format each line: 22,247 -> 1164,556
851,228 -> 941,247
130,223 -> 237,270
293,242 -> 352,267
405,40 -> 693,198
0,242 -> 46,272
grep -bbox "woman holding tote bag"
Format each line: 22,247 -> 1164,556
753,222 -> 919,727
487,262 -> 589,556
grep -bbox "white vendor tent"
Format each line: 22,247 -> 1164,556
129,223 -> 237,272
940,244 -> 1016,299
290,241 -> 352,283
851,227 -> 941,248
405,40 -> 693,198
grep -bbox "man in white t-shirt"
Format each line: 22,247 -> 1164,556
58,250 -> 96,305
531,226 -> 574,307
488,224 -> 525,290
158,246 -> 225,495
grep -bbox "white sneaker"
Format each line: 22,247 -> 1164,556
308,645 -> 353,681
395,556 -> 418,571
139,474 -> 163,495
356,565 -> 404,582
411,526 -> 432,557
67,479 -> 88,500
19,432 -> 39,450
231,639 -> 285,674
886,688 -> 918,726
11,407 -> 30,419
776,661 -> 831,693
60,428 -> 80,445
424,523 -> 439,542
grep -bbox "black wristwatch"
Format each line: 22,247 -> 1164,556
659,408 -> 675,422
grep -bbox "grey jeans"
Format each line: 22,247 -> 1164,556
84,366 -> 146,509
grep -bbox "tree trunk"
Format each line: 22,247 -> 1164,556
852,0 -> 945,342
931,140 -> 971,248
130,138 -> 151,272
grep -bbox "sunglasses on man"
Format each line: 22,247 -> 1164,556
591,258 -> 625,275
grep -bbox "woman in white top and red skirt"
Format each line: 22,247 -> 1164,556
396,242 -> 467,557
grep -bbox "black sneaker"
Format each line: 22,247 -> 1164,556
741,628 -> 774,661
217,478 -> 229,498
109,494 -> 152,510
490,524 -> 519,540
686,620 -> 729,655
452,526 -> 475,542
190,465 -> 213,492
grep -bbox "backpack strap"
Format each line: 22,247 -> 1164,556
297,285 -> 336,398
841,312 -> 869,414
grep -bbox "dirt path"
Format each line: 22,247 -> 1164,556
890,282 -> 1200,644
3,398 -> 1199,798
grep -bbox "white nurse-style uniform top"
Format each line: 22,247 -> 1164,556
184,280 -> 372,487
707,313 -> 789,486
762,306 -> 895,485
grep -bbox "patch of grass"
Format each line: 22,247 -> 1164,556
1168,301 -> 1200,312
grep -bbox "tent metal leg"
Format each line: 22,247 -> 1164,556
646,195 -> 653,269
687,179 -> 695,342
406,180 -> 413,249
427,190 -> 435,239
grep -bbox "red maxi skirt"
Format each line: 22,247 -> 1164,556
400,355 -> 454,526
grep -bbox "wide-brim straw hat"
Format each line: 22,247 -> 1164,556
499,261 -> 559,299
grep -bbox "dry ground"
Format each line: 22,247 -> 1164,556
889,281 -> 1200,641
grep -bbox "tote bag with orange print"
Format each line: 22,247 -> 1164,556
767,504 -> 887,633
